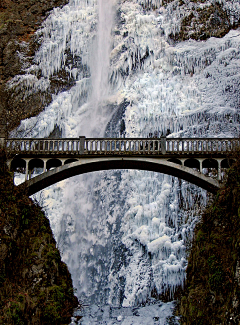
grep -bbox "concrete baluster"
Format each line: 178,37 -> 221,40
95,140 -> 98,152
152,140 -> 155,153
110,140 -> 112,152
217,159 -> 222,181
87,140 -> 90,152
90,140 -> 92,152
142,140 -> 145,154
105,140 -> 107,153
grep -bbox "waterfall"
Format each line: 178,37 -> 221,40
82,0 -> 116,137
11,0 -> 240,322
91,0 -> 114,104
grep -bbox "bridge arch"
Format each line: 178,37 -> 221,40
202,158 -> 218,169
29,158 -> 44,170
167,158 -> 182,165
11,158 -> 26,173
46,158 -> 62,170
64,158 -> 78,165
18,157 -> 221,196
221,158 -> 235,168
184,158 -> 200,170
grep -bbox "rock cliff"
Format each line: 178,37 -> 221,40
0,150 -> 79,324
0,0 -> 69,132
179,157 -> 240,324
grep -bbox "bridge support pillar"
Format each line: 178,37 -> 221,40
198,159 -> 204,173
43,159 -> 47,173
217,159 -> 222,181
25,159 -> 29,181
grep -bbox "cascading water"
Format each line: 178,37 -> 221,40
81,0 -> 116,136
11,0 -> 240,323
91,0 -> 114,103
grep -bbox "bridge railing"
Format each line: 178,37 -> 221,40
6,138 -> 81,153
166,138 -> 240,153
84,138 -> 163,154
6,137 -> 240,155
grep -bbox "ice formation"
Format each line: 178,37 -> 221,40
11,0 -> 240,322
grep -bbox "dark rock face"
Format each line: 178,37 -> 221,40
141,0 -> 239,43
179,157 -> 240,324
0,0 -> 69,132
0,151 -> 79,324
0,2 -> 80,323
171,3 -> 233,42
0,0 -> 69,80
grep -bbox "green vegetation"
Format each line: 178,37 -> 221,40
179,156 -> 240,324
0,150 -> 78,324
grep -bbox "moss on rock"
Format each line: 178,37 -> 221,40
0,150 -> 79,324
179,157 -> 240,324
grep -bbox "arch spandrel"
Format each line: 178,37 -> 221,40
18,157 -> 221,196
167,158 -> 182,165
184,158 -> 200,170
29,158 -> 44,170
202,158 -> 218,169
46,158 -> 62,170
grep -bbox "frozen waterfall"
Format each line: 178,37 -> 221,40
11,0 -> 240,323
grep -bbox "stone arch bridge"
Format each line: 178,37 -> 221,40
6,136 -> 239,195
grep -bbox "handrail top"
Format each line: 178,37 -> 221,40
6,137 -> 240,141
